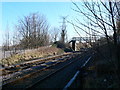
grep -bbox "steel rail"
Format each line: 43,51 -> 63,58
26,53 -> 83,89
0,53 -> 71,70
1,53 -> 76,86
63,56 -> 92,89
1,53 -> 72,76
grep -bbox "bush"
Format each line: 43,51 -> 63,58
53,41 -> 65,49
64,48 -> 73,52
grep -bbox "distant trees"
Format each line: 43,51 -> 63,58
16,13 -> 50,49
2,12 -> 68,55
2,25 -> 10,51
51,27 -> 60,42
2,32 -> 8,59
2,25 -> 21,59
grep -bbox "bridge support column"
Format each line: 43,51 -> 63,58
72,41 -> 76,51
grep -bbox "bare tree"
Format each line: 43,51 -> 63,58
2,24 -> 11,60
116,2 -> 120,43
16,13 -> 50,49
2,25 -> 10,51
70,0 -> 120,81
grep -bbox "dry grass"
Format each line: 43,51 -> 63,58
0,46 -> 64,66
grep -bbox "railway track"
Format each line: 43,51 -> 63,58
1,52 -> 78,87
25,52 -> 94,89
26,52 -> 83,89
2,51 -> 93,89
